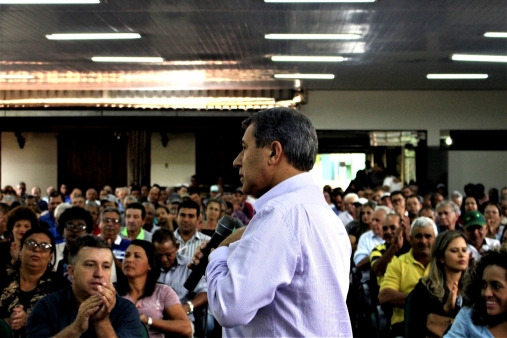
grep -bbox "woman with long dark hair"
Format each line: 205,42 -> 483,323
118,240 -> 192,338
405,230 -> 468,337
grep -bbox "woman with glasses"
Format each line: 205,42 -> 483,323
118,240 -> 192,338
0,227 -> 65,337
0,207 -> 39,276
405,230 -> 468,337
54,207 -> 94,285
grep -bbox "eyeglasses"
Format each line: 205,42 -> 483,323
24,239 -> 52,252
101,217 -> 121,224
65,222 -> 87,231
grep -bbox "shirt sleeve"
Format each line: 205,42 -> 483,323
160,284 -> 181,309
353,234 -> 370,266
193,275 -> 208,296
206,205 -> 299,328
370,246 -> 383,264
443,308 -> 471,338
26,297 -> 54,338
111,296 -> 146,337
379,256 -> 401,292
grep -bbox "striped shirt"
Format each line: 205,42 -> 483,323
173,229 -> 211,259
206,172 -> 352,337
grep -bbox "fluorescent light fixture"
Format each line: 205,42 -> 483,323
92,57 -> 164,63
264,0 -> 375,3
427,74 -> 488,80
0,0 -> 99,3
484,32 -> 507,38
265,0 -> 374,2
274,73 -> 335,79
271,55 -> 345,62
0,75 -> 35,79
47,33 -> 140,40
265,33 -> 361,40
451,54 -> 507,63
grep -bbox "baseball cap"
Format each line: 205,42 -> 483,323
354,197 -> 368,206
101,194 -> 119,206
210,185 -> 220,192
381,192 -> 391,200
169,193 -> 182,204
463,211 -> 486,228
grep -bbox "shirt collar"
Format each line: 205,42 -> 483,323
120,227 -> 145,240
114,234 -> 122,245
254,172 -> 313,212
174,229 -> 207,242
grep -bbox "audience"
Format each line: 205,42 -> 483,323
379,216 -> 437,337
0,173 -> 502,338
405,230 -> 468,337
117,240 -> 192,338
26,235 -> 144,337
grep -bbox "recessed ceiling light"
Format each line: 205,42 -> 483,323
451,54 -> 507,63
265,33 -> 361,40
92,57 -> 164,63
265,0 -> 374,2
427,74 -> 488,80
0,75 -> 35,79
274,74 -> 335,79
484,32 -> 507,38
0,0 -> 99,3
47,33 -> 140,40
271,56 -> 345,62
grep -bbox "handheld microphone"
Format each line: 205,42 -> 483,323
184,215 -> 237,291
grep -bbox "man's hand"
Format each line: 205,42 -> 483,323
91,282 -> 117,322
72,295 -> 104,334
392,226 -> 404,252
189,241 -> 209,268
10,305 -> 27,331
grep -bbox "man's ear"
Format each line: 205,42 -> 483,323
268,141 -> 283,163
68,264 -> 74,280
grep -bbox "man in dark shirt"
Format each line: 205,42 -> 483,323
26,235 -> 143,338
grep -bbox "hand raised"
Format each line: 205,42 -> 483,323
73,294 -> 103,334
443,281 -> 458,314
91,282 -> 117,322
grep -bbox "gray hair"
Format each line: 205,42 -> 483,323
241,107 -> 318,171
410,216 -> 438,237
55,203 -> 72,220
450,191 -> 463,199
436,200 -> 460,214
142,201 -> 155,210
124,196 -> 138,205
375,205 -> 391,215
100,206 -> 121,219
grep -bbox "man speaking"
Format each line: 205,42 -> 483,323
192,108 -> 352,337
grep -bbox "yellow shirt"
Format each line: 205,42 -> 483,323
379,249 -> 430,326
370,243 -> 399,286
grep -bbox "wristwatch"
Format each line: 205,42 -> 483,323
147,317 -> 153,328
186,301 -> 194,314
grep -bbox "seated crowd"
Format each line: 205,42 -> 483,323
0,173 -> 506,338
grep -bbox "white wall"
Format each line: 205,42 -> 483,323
1,132 -> 57,191
448,151 -> 507,195
301,91 -> 507,146
150,132 -> 195,188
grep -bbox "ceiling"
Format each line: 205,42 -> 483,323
0,0 -> 506,101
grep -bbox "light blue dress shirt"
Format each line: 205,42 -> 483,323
206,172 -> 353,337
